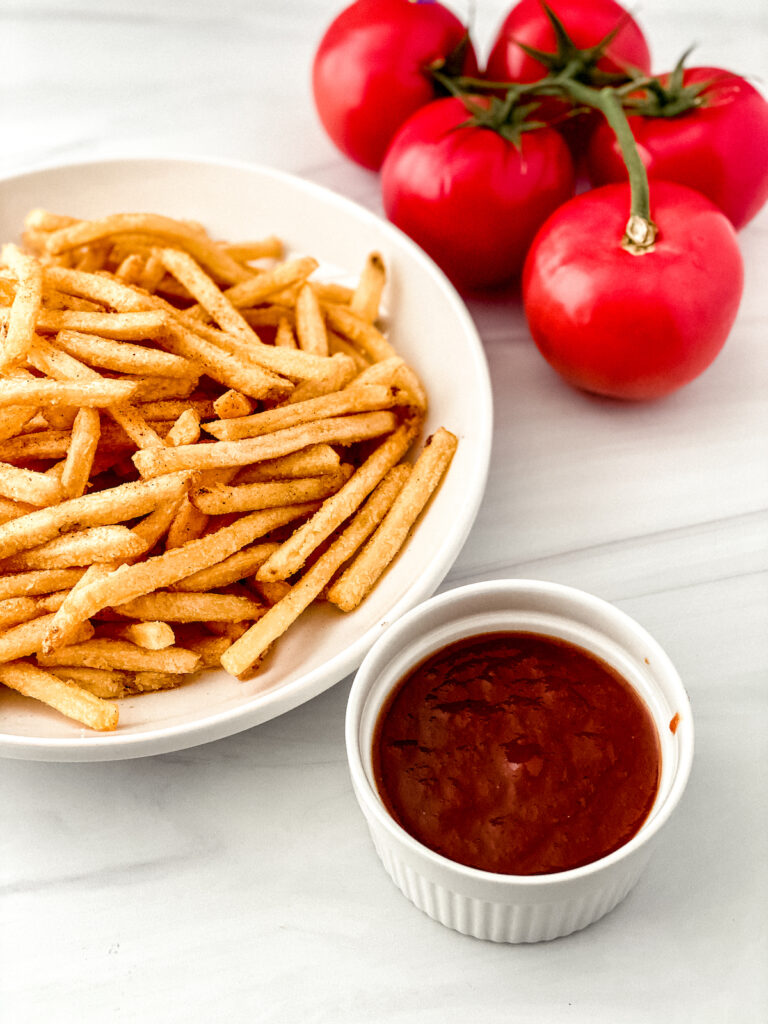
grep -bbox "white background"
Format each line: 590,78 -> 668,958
1,1 -> 766,1021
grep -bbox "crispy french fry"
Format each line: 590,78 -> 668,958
327,428 -> 458,611
46,665 -> 125,699
132,411 -> 398,477
191,468 -> 352,515
225,237 -> 283,262
165,496 -> 209,550
217,256 -> 318,309
0,378 -> 139,409
60,407 -> 100,499
42,502 -> 319,651
203,385 -> 395,441
173,541 -> 279,592
0,462 -> 62,507
233,445 -> 341,483
0,659 -> 118,730
37,638 -> 200,674
256,419 -> 418,582
116,621 -> 176,650
0,568 -> 86,600
350,252 -> 386,323
274,316 -> 297,349
0,525 -> 147,570
213,390 -> 254,419
323,304 -> 397,362
287,353 -> 359,404
350,356 -> 429,413
0,613 -> 93,665
165,408 -> 200,447
295,282 -> 328,356
54,329 -> 198,376
0,596 -> 42,630
0,245 -> 43,369
114,591 -> 265,622
221,465 -> 410,677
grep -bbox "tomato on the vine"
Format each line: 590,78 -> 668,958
586,67 -> 768,230
486,0 -> 651,89
381,96 -> 575,291
522,182 -> 744,400
312,0 -> 477,171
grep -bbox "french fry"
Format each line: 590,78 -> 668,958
42,502 -> 319,651
165,408 -> 201,447
327,428 -> 458,611
0,245 -> 43,369
221,465 -> 410,677
54,329 -> 198,376
0,525 -> 146,571
350,252 -> 386,323
203,384 -> 395,441
0,378 -> 139,408
0,462 -> 62,507
295,282 -> 328,356
350,356 -> 428,413
37,638 -> 200,674
60,407 -> 100,499
323,303 -> 397,362
256,419 -> 418,582
191,468 -> 352,515
287,352 -> 359,404
0,596 -> 42,630
46,665 -> 125,699
0,470 -> 194,560
274,316 -> 297,349
225,237 -> 283,262
233,445 -> 341,483
0,660 -> 118,731
132,411 -> 398,477
165,496 -> 209,550
114,591 -> 265,622
217,256 -> 318,309
16,308 -> 169,340
172,541 -> 279,592
327,330 -> 370,372
213,390 -> 254,419
115,621 -> 176,650
0,404 -> 37,442
0,568 -> 86,600
0,495 -> 36,525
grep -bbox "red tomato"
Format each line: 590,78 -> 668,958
312,0 -> 478,171
586,68 -> 768,230
486,0 -> 651,85
522,182 -> 744,399
381,97 -> 575,291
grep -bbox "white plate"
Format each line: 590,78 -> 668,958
0,156 -> 492,761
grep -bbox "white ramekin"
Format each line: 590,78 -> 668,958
345,579 -> 694,943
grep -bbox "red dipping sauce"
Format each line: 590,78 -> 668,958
373,632 -> 661,875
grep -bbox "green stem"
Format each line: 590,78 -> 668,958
558,78 -> 657,253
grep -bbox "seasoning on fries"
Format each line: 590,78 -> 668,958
0,209 -> 457,731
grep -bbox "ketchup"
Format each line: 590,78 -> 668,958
373,632 -> 661,875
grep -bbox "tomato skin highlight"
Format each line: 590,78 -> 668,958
522,182 -> 744,400
381,97 -> 575,291
312,0 -> 478,171
586,68 -> 768,230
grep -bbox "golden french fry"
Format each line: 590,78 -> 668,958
42,502 -> 319,652
0,245 -> 43,369
165,408 -> 200,447
0,470 -> 193,560
137,399 -> 215,422
323,303 -> 397,362
0,568 -> 86,600
114,591 -> 265,622
256,418 -> 418,582
0,596 -> 42,630
287,353 -> 359,404
0,524 -> 146,571
217,256 -> 318,309
116,621 -> 176,650
132,411 -> 398,477
225,237 -> 283,262
274,316 -> 297,349
37,638 -> 200,674
212,390 -> 254,419
165,496 -> 208,550
24,308 -> 169,339
0,378 -> 139,408
350,252 -> 386,323
54,328 -> 198,376
0,404 -> 38,443
350,356 -> 428,413
203,384 -> 395,441
233,445 -> 341,483
327,330 -> 370,372
181,633 -> 232,667
191,468 -> 352,515
0,462 -> 62,507
295,282 -> 328,356
327,428 -> 458,611
46,665 -> 126,699
60,407 -> 100,499
0,659 -> 118,730
172,541 -> 279,592
221,465 -> 410,677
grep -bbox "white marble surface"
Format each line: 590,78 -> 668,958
1,1 -> 766,1020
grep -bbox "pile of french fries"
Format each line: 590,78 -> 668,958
0,210 -> 457,731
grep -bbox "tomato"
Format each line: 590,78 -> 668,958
486,0 -> 651,86
522,182 -> 744,399
586,68 -> 768,230
312,0 -> 478,170
381,96 -> 575,291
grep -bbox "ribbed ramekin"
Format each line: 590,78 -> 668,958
345,579 -> 694,943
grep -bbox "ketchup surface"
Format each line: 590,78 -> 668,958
373,632 -> 661,875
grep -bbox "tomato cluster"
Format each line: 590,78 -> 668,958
313,0 -> 767,400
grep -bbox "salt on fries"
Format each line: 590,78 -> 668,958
0,209 -> 457,733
